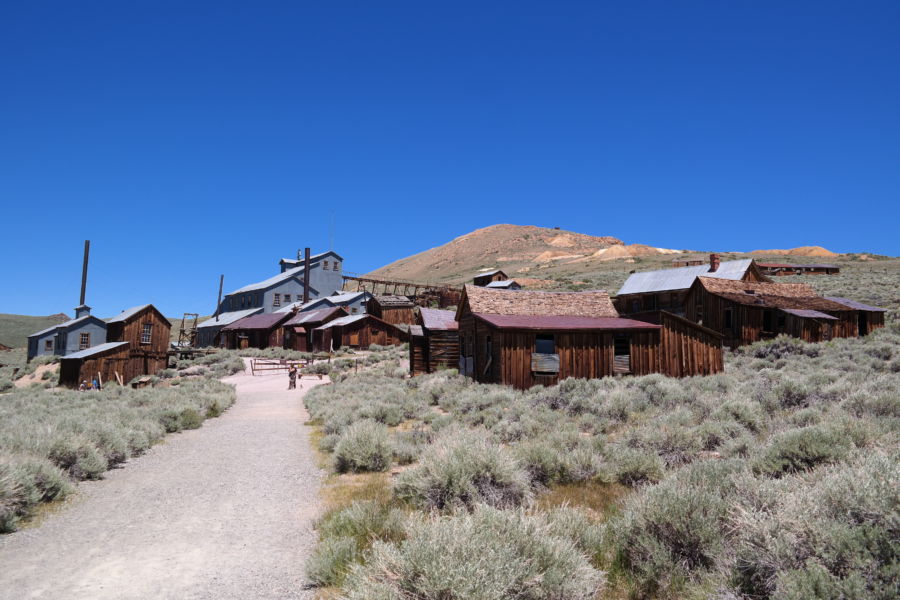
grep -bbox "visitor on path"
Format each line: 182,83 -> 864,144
92,377 -> 101,391
288,364 -> 297,390
78,380 -> 88,391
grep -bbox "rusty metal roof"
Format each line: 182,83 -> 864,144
284,306 -> 347,326
475,313 -> 660,331
824,297 -> 887,312
198,308 -> 264,329
419,308 -> 458,331
222,312 -> 292,331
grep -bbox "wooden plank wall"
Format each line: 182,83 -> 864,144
377,307 -> 416,325
410,335 -> 427,375
426,330 -> 459,372
658,312 -> 724,377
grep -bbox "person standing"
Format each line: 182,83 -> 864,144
288,364 -> 297,390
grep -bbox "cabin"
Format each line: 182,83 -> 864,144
59,342 -> 132,388
276,291 -> 372,316
473,269 -> 508,287
616,254 -> 769,317
282,306 -> 348,352
221,312 -> 294,350
410,307 -> 459,375
105,305 -> 172,377
684,277 -> 861,348
26,305 -> 108,361
220,250 -> 345,314
366,295 -> 416,325
312,314 -> 408,352
824,297 -> 887,336
671,257 -> 706,268
196,308 -> 264,347
457,285 -> 723,390
758,263 -> 841,276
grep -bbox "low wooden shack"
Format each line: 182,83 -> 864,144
282,306 -> 348,351
685,277 -> 859,348
824,297 -> 887,335
366,295 -> 416,325
473,269 -> 508,287
59,342 -> 132,387
221,312 -> 294,350
457,285 -> 723,390
410,307 -> 459,375
105,305 -> 172,377
313,314 -> 408,352
758,263 -> 841,276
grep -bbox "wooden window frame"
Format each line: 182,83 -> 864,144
333,262 -> 340,271
44,339 -> 53,352
273,293 -> 281,307
141,323 -> 153,345
284,294 -> 291,304
79,332 -> 91,350
323,260 -> 329,270
535,334 -> 555,355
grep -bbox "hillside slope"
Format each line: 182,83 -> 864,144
0,313 -> 69,348
367,224 -> 682,284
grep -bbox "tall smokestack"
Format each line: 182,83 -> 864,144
303,247 -> 311,304
79,240 -> 90,306
214,274 -> 224,321
709,253 -> 721,272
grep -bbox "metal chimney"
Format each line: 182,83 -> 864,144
303,247 -> 311,304
214,274 -> 224,321
79,240 -> 90,306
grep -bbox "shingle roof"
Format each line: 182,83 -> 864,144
476,314 -> 660,331
617,259 -> 756,295
697,277 -> 850,312
372,295 -> 415,308
284,307 -> 347,326
419,308 -> 458,331
824,297 -> 888,312
28,315 -> 102,338
463,285 -> 618,318
221,312 -> 292,331
62,341 -> 129,360
198,308 -> 264,329
107,305 -> 152,323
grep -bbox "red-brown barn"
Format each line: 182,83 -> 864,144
457,285 -> 723,390
222,312 -> 294,349
282,307 -> 348,352
313,314 -> 408,352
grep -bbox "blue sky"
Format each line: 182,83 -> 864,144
1,1 -> 898,317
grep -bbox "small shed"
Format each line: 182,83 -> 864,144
222,312 -> 294,350
313,314 -> 408,352
366,295 -> 416,325
824,297 -> 887,335
410,307 -> 459,375
473,269 -> 508,287
684,277 -> 858,348
58,342 -> 131,388
282,306 -> 348,352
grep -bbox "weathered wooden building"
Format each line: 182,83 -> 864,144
410,307 -> 459,375
457,285 -> 723,390
684,277 -> 862,348
758,263 -> 841,276
196,307 -> 264,348
59,342 -> 132,387
282,306 -> 348,352
366,295 -> 416,325
671,257 -> 706,268
473,269 -> 509,287
27,305 -> 108,361
616,255 -> 769,316
824,297 -> 887,336
276,291 -> 372,316
221,312 -> 294,350
313,314 -> 408,352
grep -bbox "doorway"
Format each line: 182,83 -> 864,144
858,312 -> 868,336
613,334 -> 631,374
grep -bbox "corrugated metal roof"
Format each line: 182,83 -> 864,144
419,308 -> 458,331
329,291 -> 370,303
474,269 -> 505,278
230,267 -> 306,294
316,314 -> 368,329
198,308 -> 264,329
221,312 -> 291,331
475,313 -> 660,331
799,264 -> 839,269
275,292 -> 369,314
409,325 -> 424,337
824,297 -> 888,312
617,259 -> 755,295
486,280 -> 518,289
108,304 -> 152,323
780,308 -> 837,320
284,307 -> 347,326
62,341 -> 129,360
28,315 -> 102,338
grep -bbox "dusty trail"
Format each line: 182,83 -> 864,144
0,361 -> 326,599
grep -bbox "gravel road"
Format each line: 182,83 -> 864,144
0,362 -> 327,599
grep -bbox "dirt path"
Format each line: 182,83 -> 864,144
0,361 -> 327,599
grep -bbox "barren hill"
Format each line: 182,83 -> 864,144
366,224 -> 682,284
749,246 -> 839,258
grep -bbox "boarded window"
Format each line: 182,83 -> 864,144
44,339 -> 53,351
535,334 -> 555,354
141,324 -> 152,344
79,332 -> 90,349
777,313 -> 786,329
273,293 -> 281,307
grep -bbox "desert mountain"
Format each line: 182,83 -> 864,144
366,224 -> 682,284
749,246 -> 839,258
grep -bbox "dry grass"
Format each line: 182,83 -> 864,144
536,481 -> 629,521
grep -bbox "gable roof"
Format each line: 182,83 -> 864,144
486,280 -> 519,289
371,295 -> 415,308
419,308 -> 458,331
617,259 -> 757,296
316,314 -> 369,329
824,297 -> 888,312
61,341 -> 129,360
284,306 -> 348,326
198,308 -> 264,329
279,250 -> 344,267
695,277 -> 850,312
28,315 -> 105,339
229,266 -> 322,295
462,284 -> 618,318
474,269 -> 506,278
328,291 -> 370,304
221,312 -> 292,331
476,314 -> 660,331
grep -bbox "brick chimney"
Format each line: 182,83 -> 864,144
709,253 -> 721,272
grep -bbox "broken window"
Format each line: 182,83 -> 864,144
535,334 -> 555,354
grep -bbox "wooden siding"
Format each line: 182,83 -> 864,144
657,311 -> 724,377
314,316 -> 408,352
102,305 -> 171,382
372,306 -> 416,325
410,335 -> 428,375
425,330 -> 459,373
58,344 -> 166,388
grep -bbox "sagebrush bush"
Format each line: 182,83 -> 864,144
753,425 -> 854,477
341,506 -> 605,600
334,420 -> 392,473
395,427 -> 533,510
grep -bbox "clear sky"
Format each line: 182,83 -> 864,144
1,1 -> 898,317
